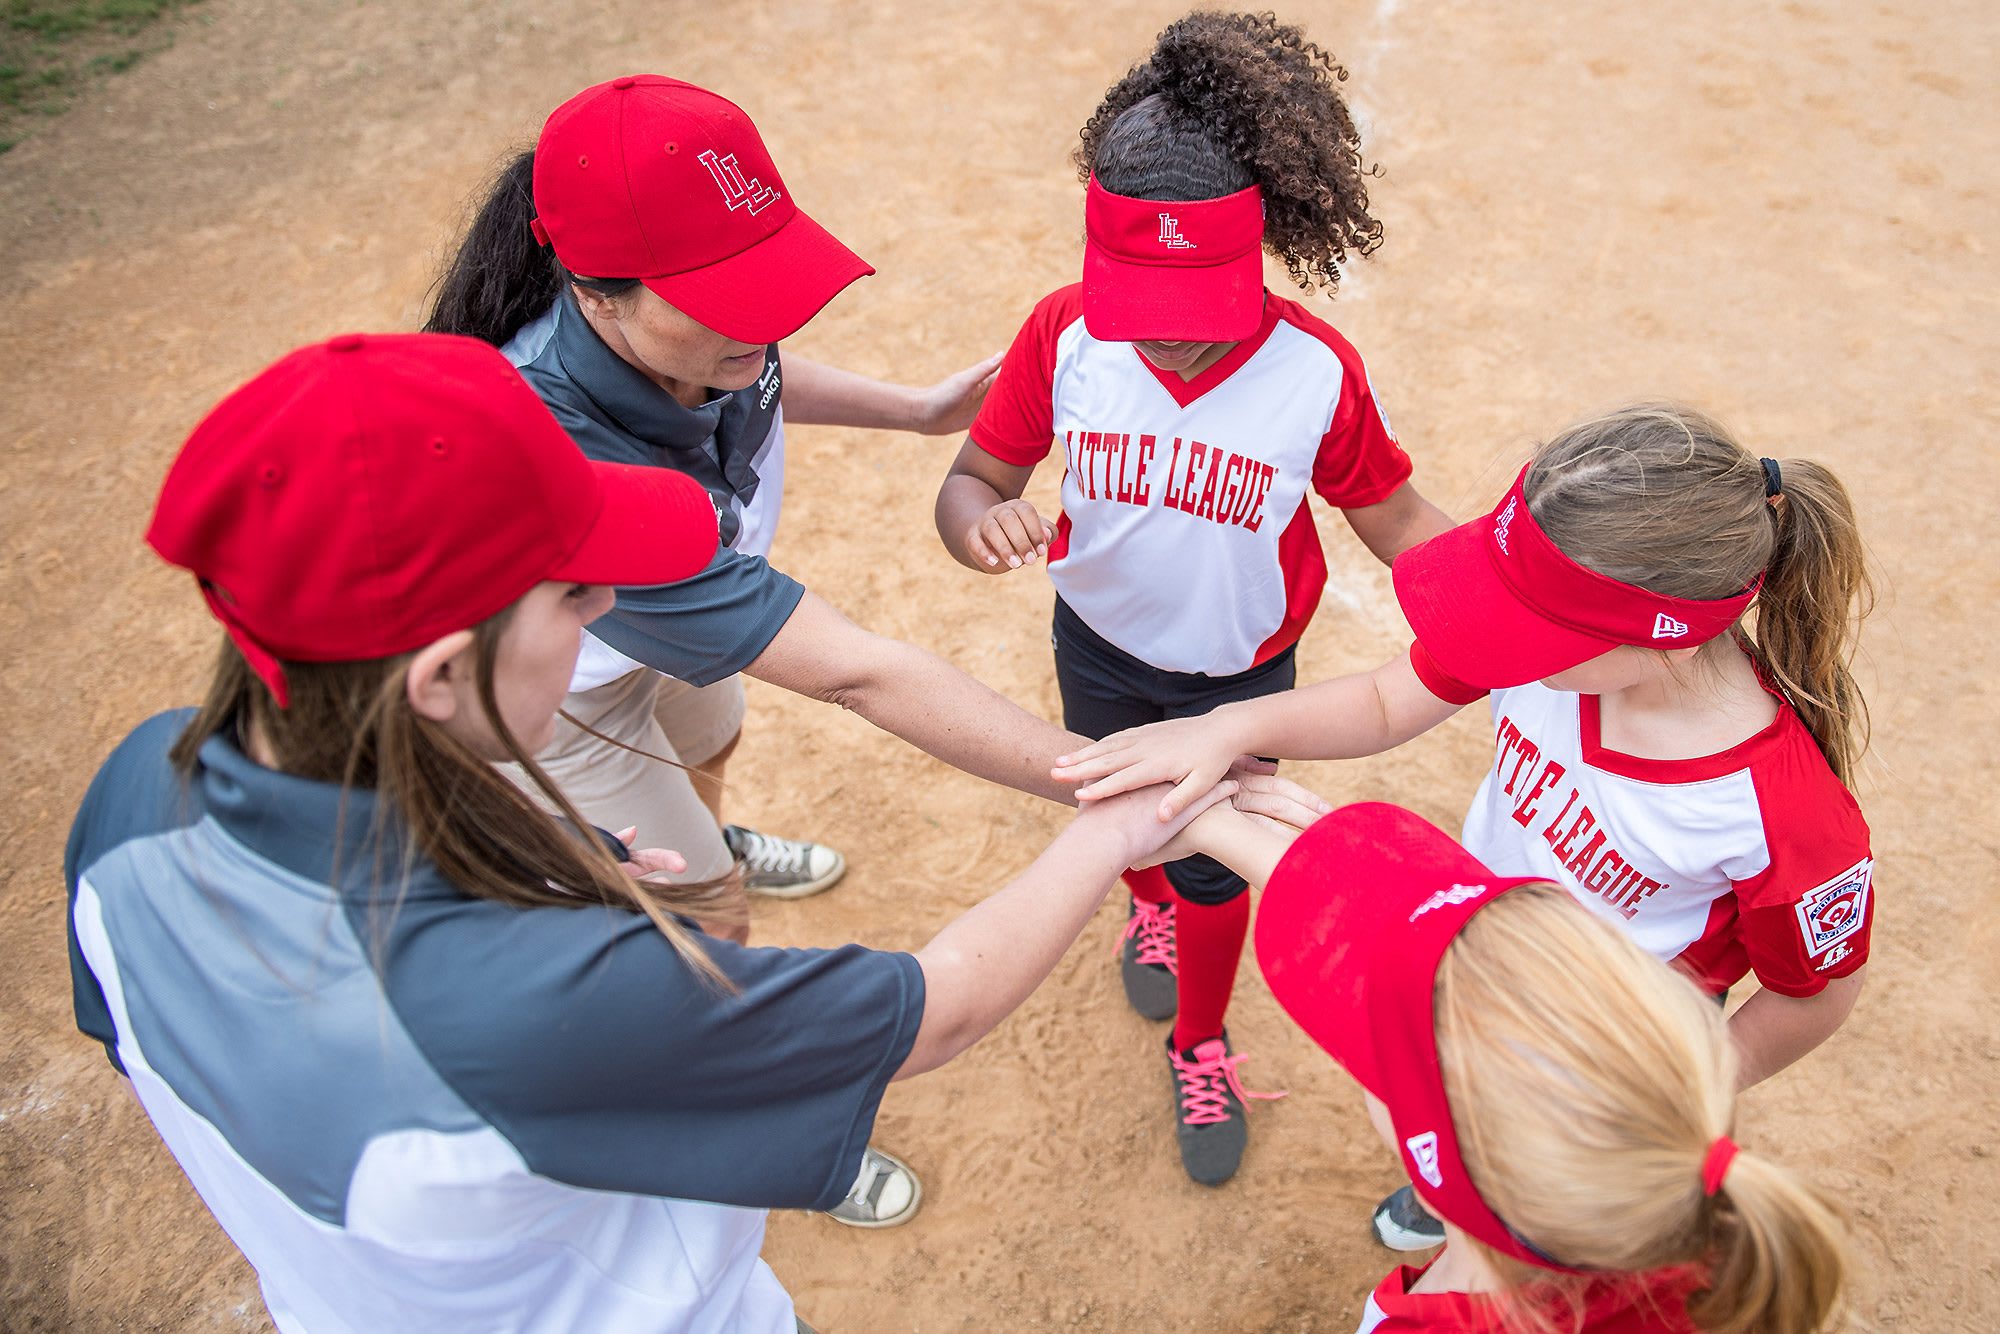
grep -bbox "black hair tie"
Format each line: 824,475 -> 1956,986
1760,457 -> 1783,499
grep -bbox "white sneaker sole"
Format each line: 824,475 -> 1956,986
1372,1202 -> 1446,1252
743,849 -> 847,900
823,1147 -> 922,1229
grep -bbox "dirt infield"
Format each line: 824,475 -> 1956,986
3,1 -> 1996,1329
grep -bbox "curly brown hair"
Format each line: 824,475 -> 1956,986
1074,10 -> 1382,294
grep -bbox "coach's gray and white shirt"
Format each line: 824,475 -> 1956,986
67,711 -> 924,1333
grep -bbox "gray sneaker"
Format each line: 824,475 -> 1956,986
723,824 -> 846,899
1372,1183 -> 1446,1250
1166,1032 -> 1282,1187
823,1146 -> 921,1228
1118,896 -> 1178,1020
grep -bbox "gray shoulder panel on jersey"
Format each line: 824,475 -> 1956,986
86,831 -> 486,1227
371,885 -> 926,1210
590,546 -> 805,686
66,709 -> 204,1071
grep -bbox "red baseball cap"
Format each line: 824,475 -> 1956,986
529,75 -> 874,345
1254,802 -> 1574,1271
1082,177 -> 1265,342
146,332 -> 720,707
1392,465 -> 1760,689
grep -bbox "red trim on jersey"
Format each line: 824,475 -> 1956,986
1047,508 -> 1072,564
1578,694 -> 1788,783
1364,1256 -> 1703,1333
1252,496 -> 1327,666
1573,690 -> 1872,998
967,287 -> 1084,468
1130,293 -> 1282,408
1671,895 -> 1743,997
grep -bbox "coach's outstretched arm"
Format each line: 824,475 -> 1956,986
745,590 -> 1087,804
894,782 -> 1227,1077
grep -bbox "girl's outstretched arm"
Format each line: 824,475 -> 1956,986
1053,650 -> 1466,820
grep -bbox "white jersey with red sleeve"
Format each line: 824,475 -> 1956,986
968,283 -> 1412,675
1453,676 -> 1873,997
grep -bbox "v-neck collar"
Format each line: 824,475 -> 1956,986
550,294 -> 736,455
1131,291 -> 1281,409
1576,688 -> 1790,784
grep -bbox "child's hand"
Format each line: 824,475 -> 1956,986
1228,773 -> 1334,834
615,830 -> 749,944
1053,713 -> 1250,821
1071,779 -> 1237,869
965,498 -> 1055,572
912,351 -> 1005,435
1133,775 -> 1333,878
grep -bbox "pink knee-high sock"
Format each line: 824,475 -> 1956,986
1172,891 -> 1250,1052
1122,864 -> 1174,906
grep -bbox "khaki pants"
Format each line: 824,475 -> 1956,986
501,668 -> 745,883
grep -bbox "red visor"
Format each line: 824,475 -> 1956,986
1081,177 -> 1265,342
147,333 -> 720,706
532,76 -> 874,345
1393,465 -> 1759,689
1254,803 -> 1573,1271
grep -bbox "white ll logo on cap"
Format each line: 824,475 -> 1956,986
1405,1131 -> 1444,1188
1652,612 -> 1690,639
700,150 -> 781,216
1157,213 -> 1196,249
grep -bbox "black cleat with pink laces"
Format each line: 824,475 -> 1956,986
1165,1031 -> 1283,1186
1118,896 -> 1179,1020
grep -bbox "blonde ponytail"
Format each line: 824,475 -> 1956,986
1433,885 -> 1846,1333
1693,1149 -> 1846,1334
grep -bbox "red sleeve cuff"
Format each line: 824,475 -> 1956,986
1408,640 -> 1488,706
965,425 -> 1052,469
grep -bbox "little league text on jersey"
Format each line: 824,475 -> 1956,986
1492,713 -> 1669,919
1064,430 -> 1278,531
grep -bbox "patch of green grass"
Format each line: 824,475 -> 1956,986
1,0 -> 201,153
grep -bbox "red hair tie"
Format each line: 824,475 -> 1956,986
1701,1135 -> 1739,1197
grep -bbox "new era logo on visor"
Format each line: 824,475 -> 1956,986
699,150 -> 780,215
1157,213 -> 1196,249
1652,612 -> 1690,639
1405,1131 -> 1444,1188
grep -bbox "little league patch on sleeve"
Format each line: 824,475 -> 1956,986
1795,857 -> 1872,957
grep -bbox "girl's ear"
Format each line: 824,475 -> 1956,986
406,630 -> 478,723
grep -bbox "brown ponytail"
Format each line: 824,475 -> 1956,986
1749,460 -> 1873,785
1526,403 -> 1875,785
170,616 -> 731,986
425,149 -> 642,348
1436,885 -> 1846,1333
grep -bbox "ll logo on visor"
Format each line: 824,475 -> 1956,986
1493,495 -> 1518,554
1156,213 -> 1196,250
1405,1131 -> 1444,1188
1651,612 -> 1690,639
699,150 -> 781,216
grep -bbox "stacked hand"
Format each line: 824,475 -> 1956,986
1052,713 -> 1248,821
615,829 -> 750,945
